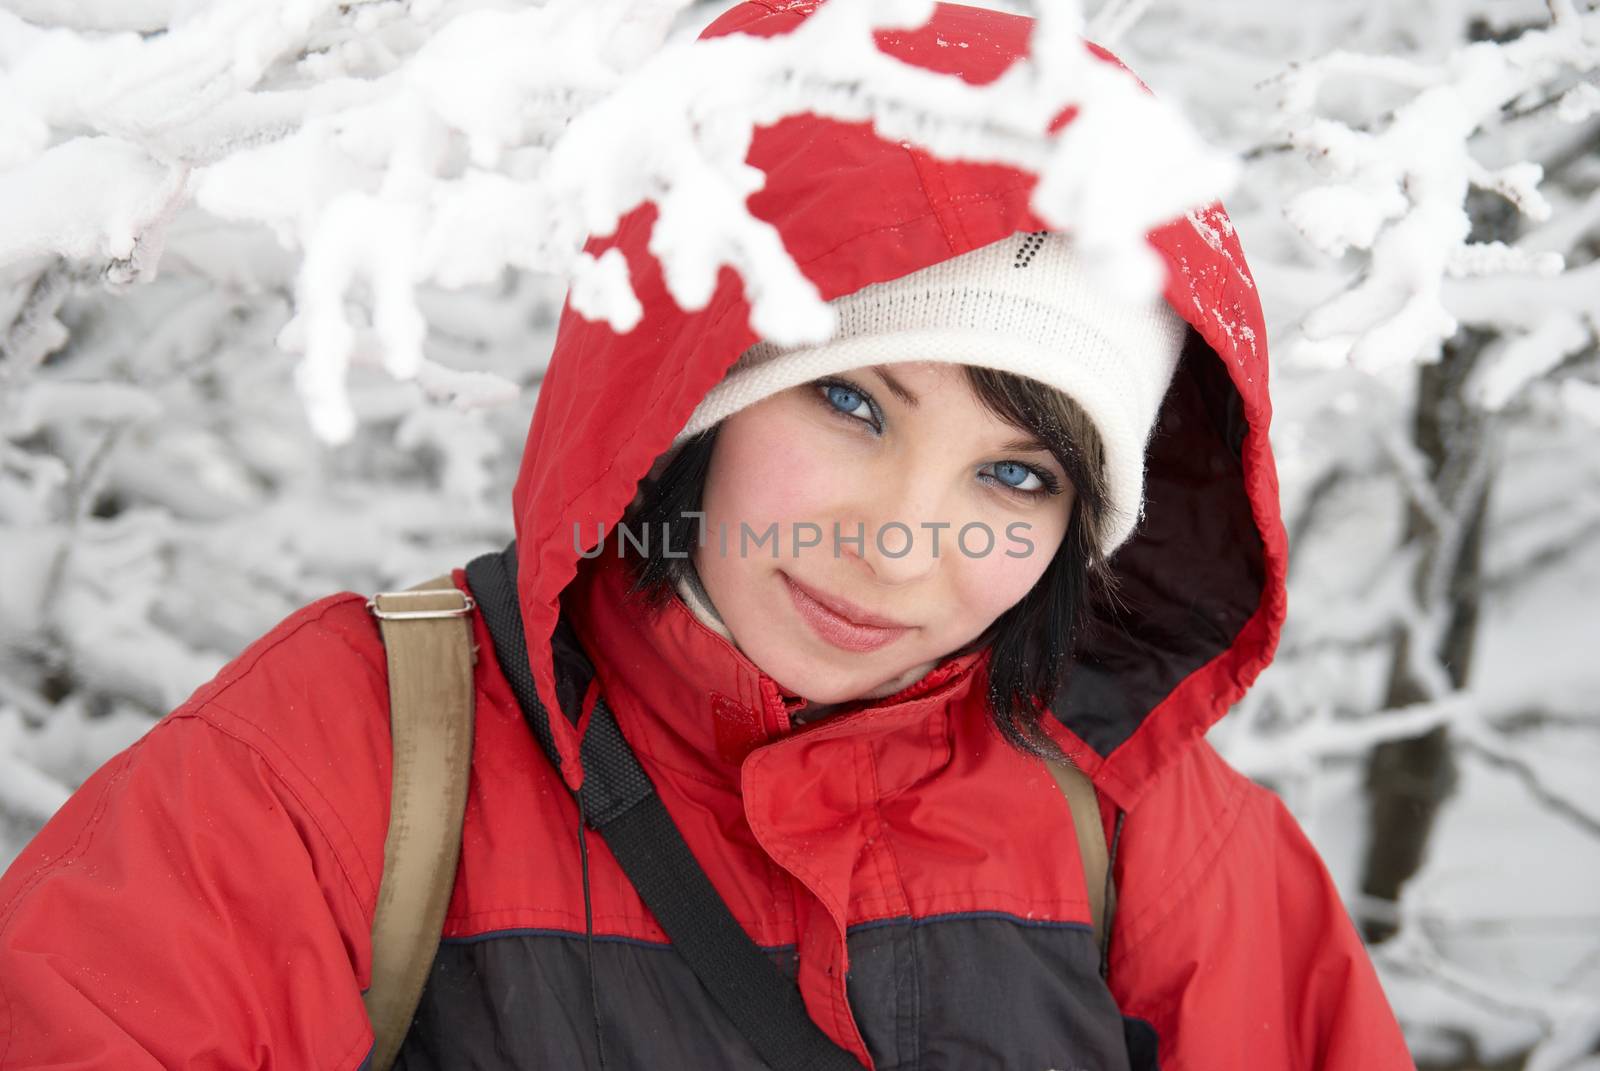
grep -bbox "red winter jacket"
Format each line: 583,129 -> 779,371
0,3 -> 1413,1069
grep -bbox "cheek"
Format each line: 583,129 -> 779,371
948,543 -> 1055,627
701,407 -> 845,530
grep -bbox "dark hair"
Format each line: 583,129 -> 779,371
627,367 -> 1116,759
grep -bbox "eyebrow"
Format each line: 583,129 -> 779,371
870,366 -> 920,408
998,435 -> 1056,456
870,368 -> 1056,454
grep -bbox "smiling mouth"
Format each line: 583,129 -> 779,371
781,572 -> 913,653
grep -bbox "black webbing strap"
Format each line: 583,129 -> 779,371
465,545 -> 863,1071
465,544 -> 575,772
582,700 -> 862,1071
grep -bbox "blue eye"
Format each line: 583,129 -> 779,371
982,460 -> 1047,494
993,461 -> 1031,487
819,381 -> 879,430
825,384 -> 867,416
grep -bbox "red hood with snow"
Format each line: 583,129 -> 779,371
511,0 -> 1285,811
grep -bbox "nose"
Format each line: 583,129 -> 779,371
849,476 -> 955,587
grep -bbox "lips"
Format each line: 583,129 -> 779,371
781,572 -> 913,653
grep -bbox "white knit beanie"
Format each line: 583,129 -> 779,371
677,233 -> 1189,557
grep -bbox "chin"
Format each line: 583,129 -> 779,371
797,682 -> 875,705
765,664 -> 866,706
768,662 -> 857,704
770,650 -> 915,706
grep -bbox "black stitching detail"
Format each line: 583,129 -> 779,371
1013,230 -> 1048,268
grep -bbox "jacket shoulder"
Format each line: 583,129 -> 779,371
190,590 -> 388,716
1110,738 -> 1258,955
1107,740 -> 1411,1069
0,596 -> 390,1068
186,576 -> 579,940
178,590 -> 394,909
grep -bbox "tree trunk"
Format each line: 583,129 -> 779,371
1358,176 -> 1519,946
1359,329 -> 1495,944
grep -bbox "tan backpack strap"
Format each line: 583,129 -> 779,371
363,576 -> 477,1071
1046,759 -> 1116,964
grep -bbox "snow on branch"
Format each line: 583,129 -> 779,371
1225,687 -> 1600,843
1268,5 -> 1600,382
0,0 -> 1235,442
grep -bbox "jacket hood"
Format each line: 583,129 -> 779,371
510,0 -> 1286,811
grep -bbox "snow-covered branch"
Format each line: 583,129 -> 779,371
1268,5 -> 1600,381
1,0 -> 1235,442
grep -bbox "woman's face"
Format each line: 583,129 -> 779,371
695,362 -> 1075,706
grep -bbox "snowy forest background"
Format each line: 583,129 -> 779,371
2,0 -> 1597,1066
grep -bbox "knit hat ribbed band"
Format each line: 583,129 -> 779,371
677,234 -> 1190,556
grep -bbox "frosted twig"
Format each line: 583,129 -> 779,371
1263,51 -> 1442,117
1418,442 -> 1494,612
1085,0 -> 1153,48
1222,692 -> 1476,779
1480,511 -> 1600,595
1379,875 -> 1595,1031
0,261 -> 76,374
1546,0 -> 1580,27
1377,929 -> 1561,1027
1454,722 -> 1600,838
1377,426 -> 1454,533
1526,1007 -> 1600,1071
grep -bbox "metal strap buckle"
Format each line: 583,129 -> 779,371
366,589 -> 477,620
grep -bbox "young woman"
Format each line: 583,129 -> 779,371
0,3 -> 1413,1069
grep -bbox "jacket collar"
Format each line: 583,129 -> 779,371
564,552 -> 983,784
